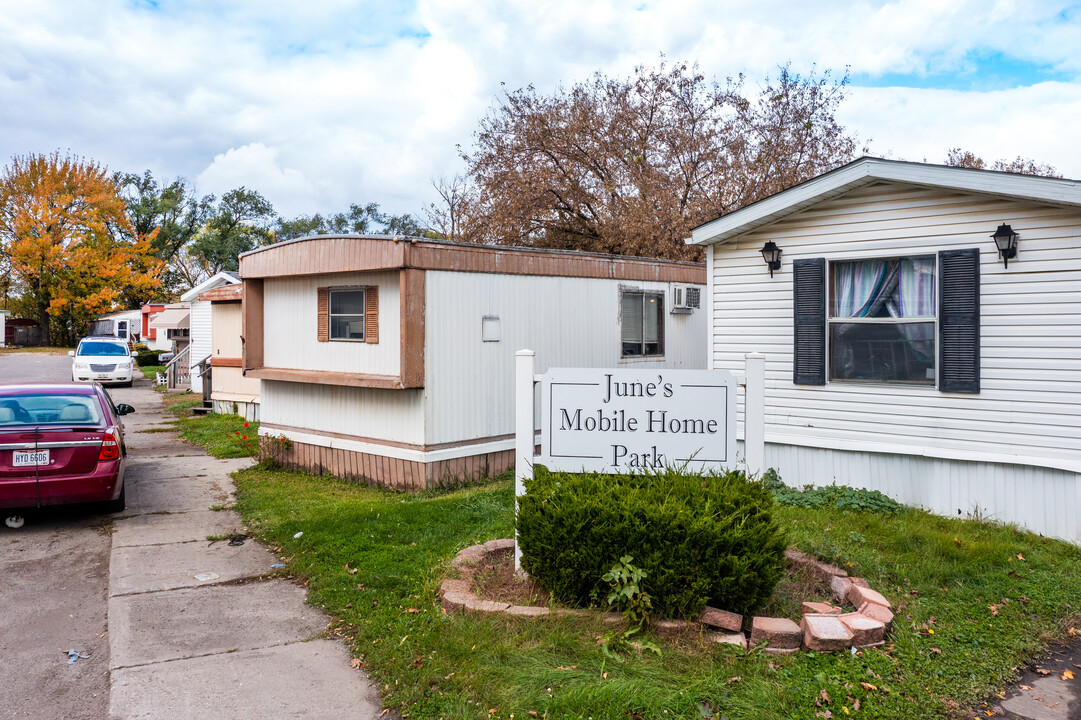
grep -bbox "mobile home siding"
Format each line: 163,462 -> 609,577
260,380 -> 425,446
262,271 -> 401,376
423,271 -> 707,446
188,299 -> 213,394
710,183 -> 1081,468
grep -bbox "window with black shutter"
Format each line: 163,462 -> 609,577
938,248 -> 980,393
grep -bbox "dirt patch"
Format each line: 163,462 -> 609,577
469,551 -> 551,606
757,564 -> 837,620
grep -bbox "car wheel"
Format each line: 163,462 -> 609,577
123,380 -> 133,388
103,482 -> 126,513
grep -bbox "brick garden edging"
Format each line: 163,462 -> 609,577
440,541 -> 894,655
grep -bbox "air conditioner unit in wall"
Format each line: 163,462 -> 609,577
671,285 -> 701,314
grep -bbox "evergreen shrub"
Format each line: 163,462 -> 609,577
517,465 -> 787,618
135,350 -> 161,366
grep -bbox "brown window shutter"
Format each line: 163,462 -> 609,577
317,287 -> 329,342
365,285 -> 379,344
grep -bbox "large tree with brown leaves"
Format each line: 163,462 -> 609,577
0,152 -> 163,345
455,62 -> 859,260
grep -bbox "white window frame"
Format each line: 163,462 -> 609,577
826,254 -> 938,387
328,287 -> 367,342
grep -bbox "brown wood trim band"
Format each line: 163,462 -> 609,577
242,279 -> 264,371
260,421 -> 517,453
210,357 -> 243,368
247,367 -> 406,389
399,268 -> 424,388
200,284 -> 244,303
240,236 -> 704,284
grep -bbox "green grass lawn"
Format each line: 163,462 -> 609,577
162,392 -> 259,458
139,364 -> 166,380
229,466 -> 1081,720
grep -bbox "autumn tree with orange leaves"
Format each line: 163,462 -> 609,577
0,152 -> 163,345
455,62 -> 860,260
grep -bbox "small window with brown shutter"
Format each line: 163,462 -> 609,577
318,286 -> 378,343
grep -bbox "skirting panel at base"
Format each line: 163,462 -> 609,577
260,437 -> 515,492
763,442 -> 1081,543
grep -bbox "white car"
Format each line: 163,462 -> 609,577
70,337 -> 135,387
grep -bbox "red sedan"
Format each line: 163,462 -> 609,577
0,383 -> 132,522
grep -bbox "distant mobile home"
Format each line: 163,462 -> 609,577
199,282 -> 260,420
180,271 -> 242,394
239,236 -> 707,489
690,157 -> 1081,541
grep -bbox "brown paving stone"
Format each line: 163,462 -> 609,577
699,606 -> 743,632
711,632 -> 748,649
652,619 -> 694,637
442,591 -> 473,615
846,584 -> 892,610
452,545 -> 486,567
463,597 -> 511,614
838,612 -> 885,647
440,578 -> 471,596
848,577 -> 871,589
504,605 -> 551,618
483,539 -> 515,555
858,601 -> 895,631
801,601 -> 840,616
750,617 -> 802,649
831,575 -> 853,604
801,614 -> 855,652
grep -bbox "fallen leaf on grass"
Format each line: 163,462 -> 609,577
820,689 -> 832,705
859,682 -> 878,692
528,713 -> 539,719
350,658 -> 362,669
1069,627 -> 1078,638
602,672 -> 608,679
930,648 -> 942,655
405,608 -> 420,613
1017,553 -> 1025,561
1062,670 -> 1074,680
444,672 -> 455,679
726,676 -> 742,684
814,711 -> 833,719
989,604 -> 1000,616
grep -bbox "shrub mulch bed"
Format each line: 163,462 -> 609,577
443,540 -> 896,654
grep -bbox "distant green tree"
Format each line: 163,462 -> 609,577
117,171 -> 214,297
275,202 -> 431,241
189,187 -> 275,274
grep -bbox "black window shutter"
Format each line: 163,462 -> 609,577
938,248 -> 981,393
793,258 -> 826,385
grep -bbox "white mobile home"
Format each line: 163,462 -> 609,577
200,282 -> 260,420
180,271 -> 242,394
690,157 -> 1081,541
240,236 -> 707,490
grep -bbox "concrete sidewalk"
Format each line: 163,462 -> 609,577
107,382 -> 383,719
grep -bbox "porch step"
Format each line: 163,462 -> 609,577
190,406 -> 212,416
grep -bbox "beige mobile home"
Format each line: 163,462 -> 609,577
200,282 -> 260,420
239,236 -> 707,490
690,157 -> 1081,541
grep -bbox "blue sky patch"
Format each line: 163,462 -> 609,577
853,51 -> 1075,91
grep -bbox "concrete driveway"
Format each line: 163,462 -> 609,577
1,350 -> 384,719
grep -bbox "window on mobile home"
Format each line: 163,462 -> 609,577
329,289 -> 366,341
621,291 -> 664,357
828,256 -> 936,384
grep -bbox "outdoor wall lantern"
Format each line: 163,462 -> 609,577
760,241 -> 782,278
991,223 -> 1019,268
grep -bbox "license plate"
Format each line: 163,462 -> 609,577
13,450 -> 49,467
97,375 -> 110,380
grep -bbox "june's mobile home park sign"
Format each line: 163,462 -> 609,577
539,368 -> 737,473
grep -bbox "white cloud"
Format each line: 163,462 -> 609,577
0,0 -> 1077,226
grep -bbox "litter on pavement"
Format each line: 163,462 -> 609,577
66,649 -> 91,664
193,572 -> 220,582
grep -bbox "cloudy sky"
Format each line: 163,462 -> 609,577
1,0 -> 1078,220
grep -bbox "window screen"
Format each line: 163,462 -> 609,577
621,291 -> 664,357
329,289 -> 366,341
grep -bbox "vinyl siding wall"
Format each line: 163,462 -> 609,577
424,270 -> 708,446
709,182 -> 1081,538
188,299 -> 213,394
262,271 -> 400,375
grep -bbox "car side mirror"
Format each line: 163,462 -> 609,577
68,350 -> 75,357
117,404 -> 135,415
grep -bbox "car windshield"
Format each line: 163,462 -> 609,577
77,341 -> 129,356
0,394 -> 105,426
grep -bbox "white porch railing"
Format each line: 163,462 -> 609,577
166,344 -> 192,389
